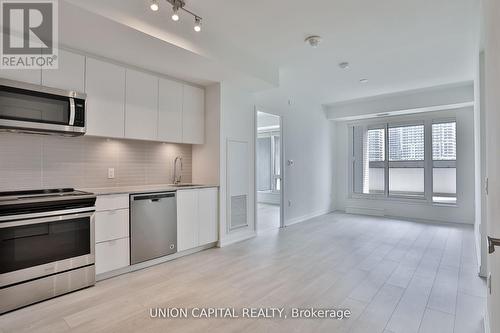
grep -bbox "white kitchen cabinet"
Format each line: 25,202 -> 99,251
177,190 -> 199,251
177,187 -> 218,251
95,209 -> 129,243
198,188 -> 219,246
94,194 -> 130,275
125,69 -> 158,140
95,194 -> 129,212
85,58 -> 126,138
0,68 -> 41,85
182,84 -> 205,144
0,48 -> 42,84
41,49 -> 85,92
158,78 -> 183,143
95,238 -> 130,275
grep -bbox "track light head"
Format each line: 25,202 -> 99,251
194,17 -> 202,32
150,0 -> 159,11
171,7 -> 180,21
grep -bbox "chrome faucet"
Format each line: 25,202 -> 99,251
173,156 -> 183,184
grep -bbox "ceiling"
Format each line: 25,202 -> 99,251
62,0 -> 479,107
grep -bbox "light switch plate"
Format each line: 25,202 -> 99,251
107,168 -> 115,179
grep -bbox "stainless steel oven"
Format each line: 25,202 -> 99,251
0,78 -> 86,136
0,189 -> 96,314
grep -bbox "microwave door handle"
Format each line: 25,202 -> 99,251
69,97 -> 75,125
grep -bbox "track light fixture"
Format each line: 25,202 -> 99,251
149,0 -> 203,31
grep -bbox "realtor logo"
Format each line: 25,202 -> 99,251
0,0 -> 58,69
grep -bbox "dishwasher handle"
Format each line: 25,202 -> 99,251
132,192 -> 176,201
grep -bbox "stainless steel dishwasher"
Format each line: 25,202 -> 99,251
130,191 -> 177,265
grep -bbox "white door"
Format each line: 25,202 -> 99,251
484,0 -> 500,332
125,69 -> 158,140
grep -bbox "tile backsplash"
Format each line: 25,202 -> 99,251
0,133 -> 192,191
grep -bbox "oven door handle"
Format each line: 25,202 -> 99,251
0,211 -> 94,229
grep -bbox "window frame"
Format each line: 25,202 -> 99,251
348,117 -> 458,206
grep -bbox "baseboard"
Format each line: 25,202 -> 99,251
338,209 -> 474,227
285,209 -> 332,226
345,206 -> 385,216
218,231 -> 257,247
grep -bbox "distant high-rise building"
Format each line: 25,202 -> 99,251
432,122 -> 456,160
368,129 -> 385,161
388,125 -> 425,161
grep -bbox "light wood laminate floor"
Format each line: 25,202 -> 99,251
0,213 -> 486,333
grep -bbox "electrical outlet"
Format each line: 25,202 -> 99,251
107,168 -> 115,179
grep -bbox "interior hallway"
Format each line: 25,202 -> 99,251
0,213 -> 485,333
257,203 -> 280,233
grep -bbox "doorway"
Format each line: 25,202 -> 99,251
256,111 -> 283,233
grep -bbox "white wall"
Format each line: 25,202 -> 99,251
192,83 -> 221,185
334,107 -> 476,224
255,94 -> 334,226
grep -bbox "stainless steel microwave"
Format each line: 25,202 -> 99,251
0,78 -> 87,136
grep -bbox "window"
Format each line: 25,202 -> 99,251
351,119 -> 457,205
257,132 -> 281,193
388,124 -> 425,198
368,128 -> 385,194
352,126 -> 385,195
432,122 -> 457,204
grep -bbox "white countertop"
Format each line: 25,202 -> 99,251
79,184 -> 219,195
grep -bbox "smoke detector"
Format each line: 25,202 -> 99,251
305,35 -> 322,48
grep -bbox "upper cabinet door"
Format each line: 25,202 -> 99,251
0,49 -> 42,84
41,49 -> 85,92
125,69 -> 158,140
85,58 -> 126,138
182,85 -> 205,144
158,78 -> 183,143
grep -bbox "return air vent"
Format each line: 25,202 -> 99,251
230,195 -> 247,230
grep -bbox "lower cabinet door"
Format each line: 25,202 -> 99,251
198,188 -> 218,246
177,190 -> 199,251
95,238 -> 130,275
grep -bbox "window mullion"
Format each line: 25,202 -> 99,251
384,122 -> 389,197
424,119 -> 433,202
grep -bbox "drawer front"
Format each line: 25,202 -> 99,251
96,194 -> 129,211
95,209 -> 129,243
95,238 -> 130,275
